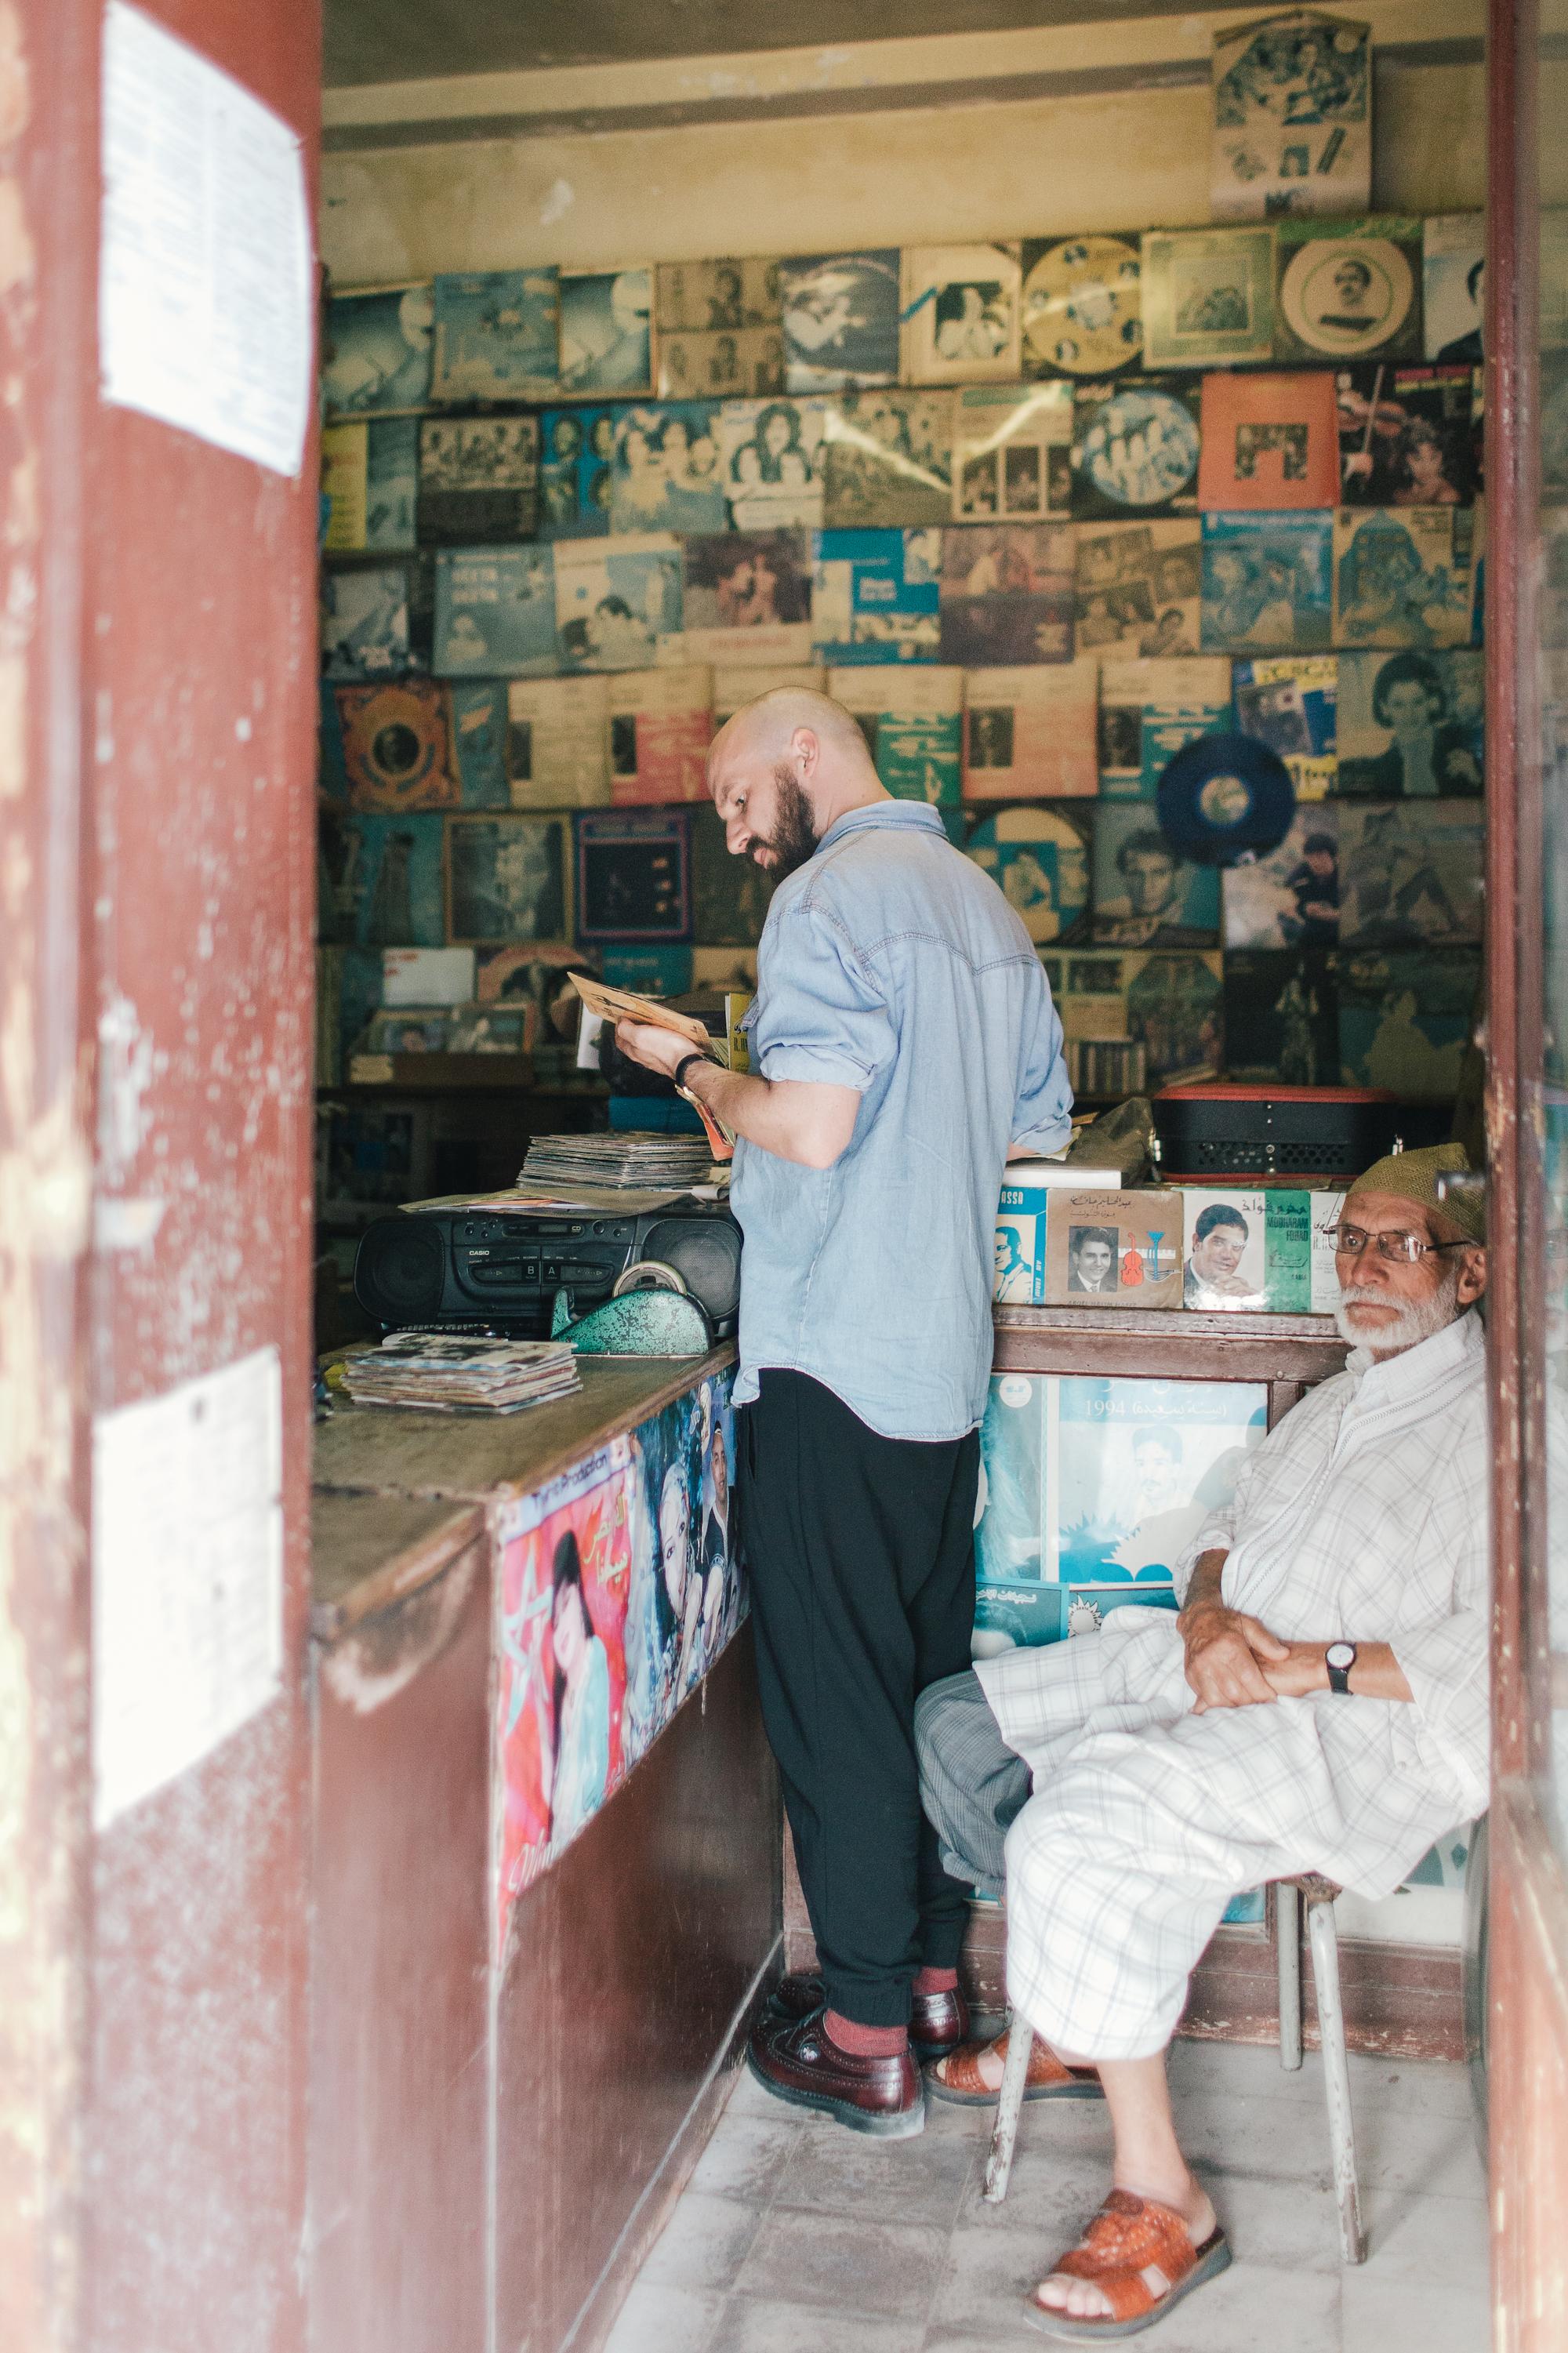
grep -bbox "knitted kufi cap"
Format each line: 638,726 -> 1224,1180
1345,1142 -> 1485,1244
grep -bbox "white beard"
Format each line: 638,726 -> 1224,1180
1334,1268 -> 1462,1357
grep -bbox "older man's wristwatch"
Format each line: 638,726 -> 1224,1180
1326,1640 -> 1358,1695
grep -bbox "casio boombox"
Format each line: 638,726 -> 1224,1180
353,1203 -> 742,1339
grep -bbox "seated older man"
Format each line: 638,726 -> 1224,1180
915,1145 -> 1488,2339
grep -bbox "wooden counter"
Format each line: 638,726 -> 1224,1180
307,1348 -> 779,2353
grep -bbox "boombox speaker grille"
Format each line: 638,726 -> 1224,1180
641,1217 -> 742,1322
355,1217 -> 447,1320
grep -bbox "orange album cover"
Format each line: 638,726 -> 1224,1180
1197,372 -> 1340,512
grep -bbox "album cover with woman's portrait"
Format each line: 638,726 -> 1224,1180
1334,364 -> 1480,507
717,397 -> 829,532
1335,647 -> 1483,795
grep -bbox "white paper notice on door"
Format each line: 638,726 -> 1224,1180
92,1345 -> 285,1828
99,2 -> 313,478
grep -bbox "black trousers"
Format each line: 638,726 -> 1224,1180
737,1369 -> 981,2027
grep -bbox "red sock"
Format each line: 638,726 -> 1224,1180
823,2009 -> 908,2058
913,1966 -> 960,1998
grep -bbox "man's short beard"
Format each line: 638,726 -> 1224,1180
758,764 -> 819,880
1334,1262 -> 1464,1356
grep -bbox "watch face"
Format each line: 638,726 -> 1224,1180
1327,1642 -> 1355,1669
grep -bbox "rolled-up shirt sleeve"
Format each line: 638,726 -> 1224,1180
1011,964 -> 1073,1154
1391,1604 -> 1490,1810
753,902 -> 893,1089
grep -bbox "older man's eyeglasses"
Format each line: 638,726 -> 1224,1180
1334,1224 -> 1472,1264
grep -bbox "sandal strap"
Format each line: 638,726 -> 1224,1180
935,2032 -> 1093,2097
1047,2191 -> 1201,2324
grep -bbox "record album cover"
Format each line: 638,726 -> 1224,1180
1199,369 -> 1340,508
1044,1193 -> 1184,1310
609,405 -> 727,533
811,528 -> 940,664
323,282 -> 434,416
822,390 -> 954,528
433,546 -> 557,677
1331,505 -> 1475,648
1201,508 -> 1334,651
690,946 -> 758,992
607,666 -> 713,804
322,416 -> 418,553
1142,227 -> 1277,369
1098,656 -> 1233,797
600,946 -> 693,998
658,327 -> 785,401
994,1181 -> 1051,1305
1071,379 -> 1203,521
430,269 -> 559,402
953,382 -> 1074,521
337,679 -> 457,812
1093,808 -> 1220,946
505,675 -> 611,809
575,809 -> 692,942
780,249 -> 901,392
1233,653 -> 1338,797
655,257 -> 781,331
1224,946 -> 1341,1084
1076,519 -> 1203,656
718,397 -> 830,532
446,814 -> 569,946
1123,950 -> 1225,1083
681,530 -> 813,664
691,804 -> 774,946
1338,945 -> 1479,1097
1338,799 -> 1484,946
1423,215 -> 1486,365
974,1373 -> 1049,1586
448,681 -> 510,807
557,267 -> 654,398
828,666 -> 963,807
1140,703 -> 1238,806
1019,234 -> 1144,378
321,565 -> 411,678
321,808 -> 445,947
938,523 -> 1076,664
1210,10 -> 1371,223
1335,364 -> 1480,507
417,416 -> 539,546
1177,1189 -> 1275,1310
1221,805 -> 1340,948
712,662 -> 826,727
1311,1187 -> 1348,1310
1056,1370 -> 1263,1596
538,408 -> 618,539
1275,216 -> 1423,363
964,804 -> 1093,942
900,243 -> 1023,384
553,535 -> 684,673
1335,647 -> 1483,795
962,665 -> 1099,802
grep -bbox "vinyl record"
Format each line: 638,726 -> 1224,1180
338,681 -> 457,811
1279,236 -> 1416,359
964,804 -> 1091,944
1021,235 -> 1143,376
1156,731 -> 1295,869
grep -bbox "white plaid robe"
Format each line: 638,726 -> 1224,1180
975,1310 -> 1489,2061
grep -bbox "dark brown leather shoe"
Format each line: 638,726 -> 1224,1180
746,2008 -> 925,2138
767,1969 -> 970,2061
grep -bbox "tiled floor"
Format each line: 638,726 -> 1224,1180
605,2035 -> 1489,2353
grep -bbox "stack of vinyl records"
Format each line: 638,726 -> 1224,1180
520,1132 -> 716,1189
343,1334 -> 581,1414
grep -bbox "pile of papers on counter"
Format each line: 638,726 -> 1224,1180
520,1131 -> 716,1189
343,1333 -> 581,1414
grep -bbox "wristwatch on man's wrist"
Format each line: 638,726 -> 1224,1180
1326,1639 -> 1358,1696
672,1051 -> 706,1096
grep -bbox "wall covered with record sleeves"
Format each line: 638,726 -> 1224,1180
315,10 -> 1495,1114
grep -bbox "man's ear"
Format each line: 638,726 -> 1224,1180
1456,1244 -> 1487,1305
792,727 -> 819,779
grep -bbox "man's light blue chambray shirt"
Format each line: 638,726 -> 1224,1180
730,801 -> 1073,1442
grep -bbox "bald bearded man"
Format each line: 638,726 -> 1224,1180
615,688 -> 1073,2137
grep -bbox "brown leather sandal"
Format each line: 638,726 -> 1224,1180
1024,2189 -> 1231,2340
925,2028 -> 1104,2107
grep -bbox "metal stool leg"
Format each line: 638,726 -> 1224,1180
1305,1896 -> 1367,2264
1276,1882 -> 1303,2071
983,2019 -> 1036,2204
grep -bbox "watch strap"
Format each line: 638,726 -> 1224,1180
1326,1642 -> 1356,1696
673,1051 -> 706,1095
